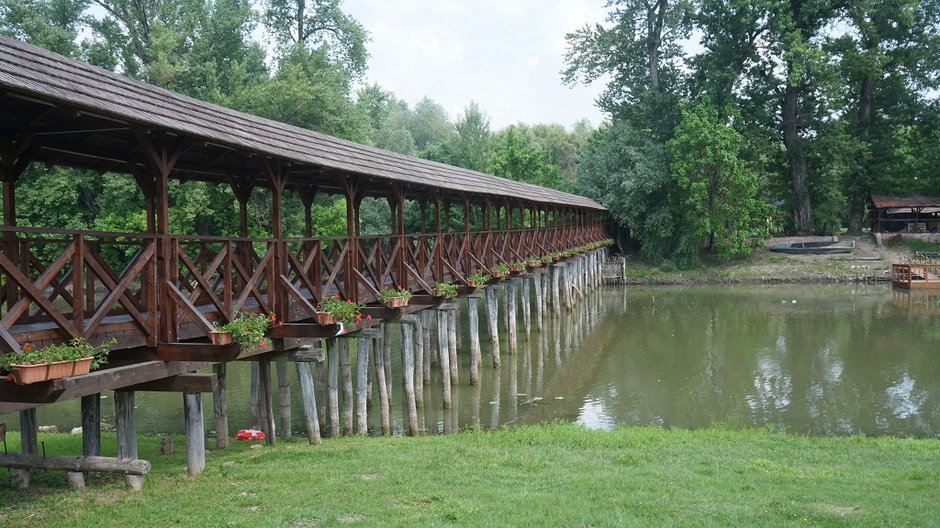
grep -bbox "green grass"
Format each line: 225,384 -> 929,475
903,238 -> 940,253
1,424 -> 938,527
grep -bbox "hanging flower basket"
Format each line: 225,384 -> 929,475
315,311 -> 337,325
209,330 -> 234,345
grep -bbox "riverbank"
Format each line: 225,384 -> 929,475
1,423 -> 936,527
617,235 -> 914,285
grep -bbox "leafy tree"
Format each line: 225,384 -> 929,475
423,102 -> 492,172
489,125 -> 567,191
409,98 -> 455,153
667,101 -> 770,259
0,0 -> 88,57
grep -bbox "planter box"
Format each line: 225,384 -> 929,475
383,296 -> 409,308
10,357 -> 93,385
209,330 -> 233,345
491,271 -> 507,278
510,266 -> 524,273
315,312 -> 336,325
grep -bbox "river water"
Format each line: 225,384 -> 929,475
4,284 -> 939,438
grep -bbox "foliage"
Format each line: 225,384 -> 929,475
316,294 -> 363,324
423,102 -> 492,172
376,285 -> 411,301
491,263 -> 510,275
432,281 -> 458,298
1,337 -> 115,372
467,270 -> 491,286
667,100 -> 771,260
215,311 -> 274,350
489,125 -> 568,191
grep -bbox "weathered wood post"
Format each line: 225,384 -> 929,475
551,264 -> 562,318
315,348 -> 327,432
484,287 -> 501,367
249,362 -> 261,428
183,392 -> 205,476
421,309 -> 433,382
258,357 -> 276,445
327,338 -> 340,437
467,294 -> 482,384
399,318 -> 420,435
382,322 -> 393,400
275,355 -> 291,439
81,394 -> 101,456
296,360 -> 321,444
355,338 -> 370,435
414,311 -> 426,408
447,304 -> 459,384
341,338 -> 353,436
114,390 -> 143,490
211,365 -> 228,449
533,272 -> 544,332
436,307 -> 453,408
521,275 -> 531,339
12,409 -> 37,488
507,279 -> 519,354
373,334 -> 391,436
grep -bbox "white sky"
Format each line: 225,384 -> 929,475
342,0 -> 610,131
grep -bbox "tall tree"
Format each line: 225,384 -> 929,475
563,0 -> 691,139
423,102 -> 492,172
0,0 -> 88,57
409,97 -> 455,153
489,126 -> 567,191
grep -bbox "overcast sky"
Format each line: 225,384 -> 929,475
342,0 -> 610,131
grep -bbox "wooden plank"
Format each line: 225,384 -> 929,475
164,281 -> 215,335
0,454 -> 151,474
269,323 -> 339,339
125,373 -> 218,393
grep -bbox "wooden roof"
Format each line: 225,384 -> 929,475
0,36 -> 604,210
871,194 -> 940,209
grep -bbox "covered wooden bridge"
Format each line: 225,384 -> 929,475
0,36 -> 607,484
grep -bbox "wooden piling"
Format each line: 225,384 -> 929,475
421,310 -> 433,382
259,358 -> 276,445
484,287 -> 501,367
315,348 -> 327,432
296,361 -> 321,444
507,279 -> 518,354
19,409 -> 37,455
551,264 -> 561,317
183,392 -> 205,476
533,273 -> 544,333
356,338 -> 369,435
275,356 -> 291,439
467,295 -> 482,385
341,339 -> 353,436
327,339 -> 340,437
374,335 -> 391,436
211,365 -> 228,449
81,393 -> 101,456
448,305 -> 459,384
115,391 -> 143,490
249,362 -> 261,428
382,323 -> 393,400
414,311 -> 425,408
400,321 -> 419,435
521,275 -> 531,339
437,308 -> 453,408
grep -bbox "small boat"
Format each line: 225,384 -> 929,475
770,241 -> 855,254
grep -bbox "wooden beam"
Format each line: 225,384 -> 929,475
0,454 -> 151,475
154,342 -> 241,362
124,373 -> 218,393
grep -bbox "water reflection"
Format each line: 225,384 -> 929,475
5,283 -> 939,438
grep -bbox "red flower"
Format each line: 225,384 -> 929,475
5,375 -> 11,382
270,314 -> 277,322
366,315 -> 372,320
278,321 -> 284,327
260,340 -> 267,347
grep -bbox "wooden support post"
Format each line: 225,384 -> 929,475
115,390 -> 143,491
455,298 -> 463,350
533,273 -> 544,333
18,408 -> 37,489
421,310 -> 433,382
81,394 -> 101,456
414,312 -> 425,408
259,358 -> 276,445
448,306 -> 459,384
212,364 -> 228,449
355,338 -> 369,435
382,323 -> 393,401
183,392 -> 205,477
340,339 -> 353,436
436,309 -> 453,408
373,335 -> 391,436
521,275 -> 531,339
249,362 -> 261,429
467,295 -> 481,385
327,339 -> 340,437
276,356 -> 291,439
507,279 -> 518,354
315,348 -> 327,432
296,362 -> 321,444
400,322 -> 419,435
551,264 -> 561,318
485,288 -> 501,367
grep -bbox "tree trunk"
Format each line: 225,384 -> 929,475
848,73 -> 877,234
782,84 -> 813,234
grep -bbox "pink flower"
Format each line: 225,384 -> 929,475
260,340 -> 267,347
366,315 -> 372,320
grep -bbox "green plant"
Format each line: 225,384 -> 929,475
434,281 -> 458,298
541,255 -> 552,264
376,285 -> 413,301
526,256 -> 541,266
510,261 -> 526,269
317,294 -> 365,324
492,263 -> 510,274
216,311 -> 275,349
1,337 -> 115,373
467,270 -> 491,285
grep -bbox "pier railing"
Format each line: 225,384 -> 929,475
891,263 -> 940,289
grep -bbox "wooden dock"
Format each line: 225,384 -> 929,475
891,263 -> 940,289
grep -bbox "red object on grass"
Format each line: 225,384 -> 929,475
235,428 -> 266,441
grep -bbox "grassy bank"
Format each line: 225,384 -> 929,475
0,424 -> 937,527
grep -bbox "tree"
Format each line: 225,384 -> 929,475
423,102 -> 492,172
262,0 -> 368,77
489,125 -> 567,191
0,0 -> 88,57
667,101 -> 770,259
563,0 -> 691,139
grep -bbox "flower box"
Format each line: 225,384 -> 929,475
209,330 -> 234,345
384,296 -> 409,308
491,270 -> 507,278
315,311 -> 337,325
10,357 -> 92,385
510,266 -> 524,273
